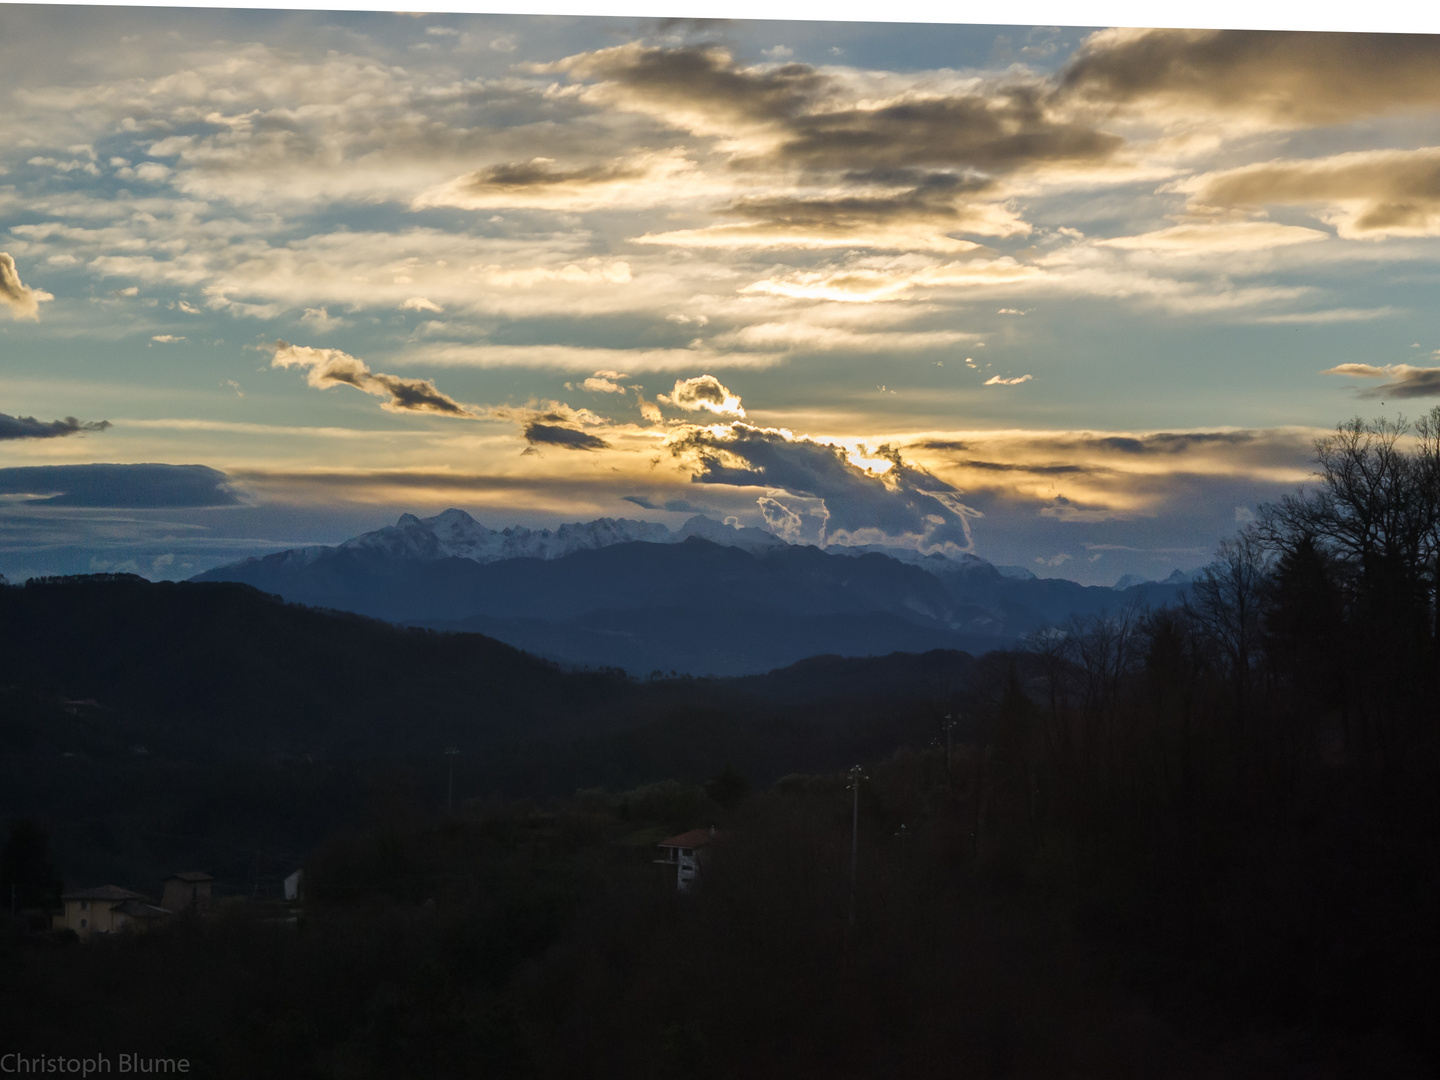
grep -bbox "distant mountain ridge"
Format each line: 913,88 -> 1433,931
357,508 -> 780,562
194,509 -> 1194,675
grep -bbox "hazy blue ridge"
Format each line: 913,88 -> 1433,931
193,510 -> 1190,675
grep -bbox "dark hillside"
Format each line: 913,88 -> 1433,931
0,575 -> 981,885
196,533 -> 1188,674
0,574 -> 629,756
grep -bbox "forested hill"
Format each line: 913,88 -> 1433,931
0,574 -> 984,884
0,574 -> 987,753
0,574 -> 634,757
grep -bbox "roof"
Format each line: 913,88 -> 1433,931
163,871 -> 214,883
61,885 -> 146,901
112,901 -> 172,920
657,828 -> 722,850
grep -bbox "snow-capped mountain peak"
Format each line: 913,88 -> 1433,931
675,514 -> 786,551
338,510 -> 676,565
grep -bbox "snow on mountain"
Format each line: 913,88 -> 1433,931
1112,573 -> 1154,590
338,508 -> 674,564
1112,568 -> 1197,590
323,508 -> 793,565
675,514 -> 786,551
994,565 -> 1038,581
829,545 -> 1026,585
251,507 -> 1033,578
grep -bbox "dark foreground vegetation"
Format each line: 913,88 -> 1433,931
2,415 -> 1438,1076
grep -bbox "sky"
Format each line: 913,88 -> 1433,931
3,6 -> 1440,584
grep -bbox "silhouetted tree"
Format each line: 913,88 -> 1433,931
704,763 -> 750,810
1256,412 -> 1440,762
0,818 -> 62,914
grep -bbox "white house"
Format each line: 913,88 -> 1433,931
655,827 -> 721,893
54,886 -> 157,937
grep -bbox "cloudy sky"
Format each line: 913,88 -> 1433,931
3,6 -> 1440,583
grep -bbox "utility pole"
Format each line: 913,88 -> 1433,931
847,764 -> 866,930
444,747 -> 459,811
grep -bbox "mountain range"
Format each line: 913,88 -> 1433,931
193,509 -> 1194,676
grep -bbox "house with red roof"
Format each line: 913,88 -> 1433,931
655,827 -> 721,893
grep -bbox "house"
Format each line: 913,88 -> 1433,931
111,900 -> 172,933
54,886 -> 151,937
283,869 -> 304,903
161,871 -> 214,914
655,827 -> 721,893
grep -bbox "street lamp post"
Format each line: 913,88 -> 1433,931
847,764 -> 867,929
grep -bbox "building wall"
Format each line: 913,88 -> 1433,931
55,899 -> 120,937
162,879 -> 212,913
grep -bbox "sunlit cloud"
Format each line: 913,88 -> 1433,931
414,149 -> 707,211
270,342 -> 478,417
1183,148 -> 1440,238
742,258 -> 1040,302
578,370 -> 630,394
484,399 -> 616,453
0,253 -> 51,319
659,375 -> 746,417
401,342 -> 783,373
709,322 -> 974,352
1098,220 -> 1328,252
667,422 -> 980,552
1324,362 -> 1440,398
1061,28 -> 1440,127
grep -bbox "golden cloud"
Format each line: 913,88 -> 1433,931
0,253 -> 51,320
1184,148 -> 1440,238
270,342 -> 477,417
1062,29 -> 1440,127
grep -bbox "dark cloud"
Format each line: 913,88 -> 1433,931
772,89 -> 1121,173
457,158 -> 648,191
1324,362 -> 1440,399
373,372 -> 472,415
485,400 -> 611,451
0,253 -> 45,320
553,43 -> 826,127
670,424 -> 978,552
271,342 -> 475,417
1360,368 -> 1440,399
622,495 -> 704,512
0,413 -> 111,441
523,422 -> 610,450
1060,29 -> 1440,125
708,180 -> 1013,243
1083,432 -> 1259,455
0,464 -> 240,508
555,43 -> 1119,177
